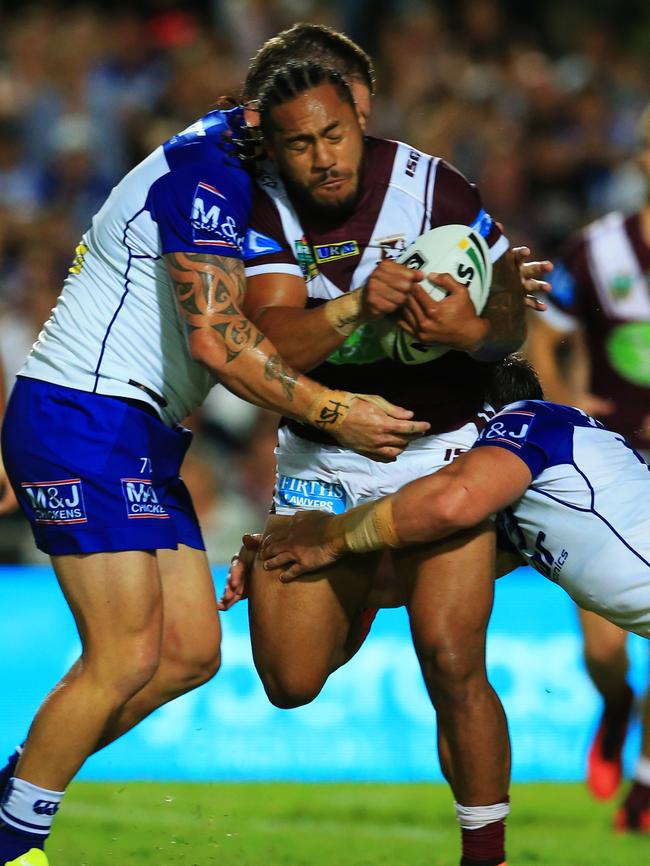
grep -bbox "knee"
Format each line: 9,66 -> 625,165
418,638 -> 487,706
583,638 -> 627,669
159,627 -> 222,692
258,664 -> 325,710
86,637 -> 161,705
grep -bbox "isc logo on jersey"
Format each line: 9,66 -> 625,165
191,182 -> 245,251
121,479 -> 168,519
21,479 -> 87,524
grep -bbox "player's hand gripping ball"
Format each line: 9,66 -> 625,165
380,224 -> 492,364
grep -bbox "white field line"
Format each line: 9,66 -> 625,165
60,801 -> 442,841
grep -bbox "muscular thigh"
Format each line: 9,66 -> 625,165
579,608 -> 628,657
249,514 -> 380,676
53,550 -> 162,661
396,521 -> 496,663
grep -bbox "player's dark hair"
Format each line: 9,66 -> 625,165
485,354 -> 544,410
243,23 -> 375,102
257,61 -> 355,137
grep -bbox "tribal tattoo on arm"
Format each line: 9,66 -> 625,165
166,252 -> 266,363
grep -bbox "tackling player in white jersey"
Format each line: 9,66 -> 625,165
527,104 -> 650,827
0,100 -> 428,866
262,353 -> 650,641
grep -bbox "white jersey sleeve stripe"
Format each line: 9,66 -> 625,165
489,233 -> 509,263
244,263 -> 303,278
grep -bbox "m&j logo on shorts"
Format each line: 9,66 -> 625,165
121,479 -> 169,519
21,479 -> 87,524
276,475 -> 347,514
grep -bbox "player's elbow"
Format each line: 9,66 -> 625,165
187,328 -> 224,373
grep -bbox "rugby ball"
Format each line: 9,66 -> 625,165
379,224 -> 492,364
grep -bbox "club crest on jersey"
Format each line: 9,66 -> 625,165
21,479 -> 87,524
608,273 -> 634,299
121,479 -> 169,519
294,237 -> 319,281
191,182 -> 244,251
373,234 -> 407,261
313,240 -> 359,264
276,475 -> 347,514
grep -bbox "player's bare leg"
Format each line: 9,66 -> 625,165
580,609 -> 633,801
0,546 -> 222,861
94,544 -> 221,746
0,550 -> 164,857
249,514 -> 379,707
15,550 -> 166,789
398,522 -> 510,866
616,675 -> 650,832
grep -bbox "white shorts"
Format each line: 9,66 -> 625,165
272,419 -> 481,516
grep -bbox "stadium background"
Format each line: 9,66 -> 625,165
1,0 -> 649,787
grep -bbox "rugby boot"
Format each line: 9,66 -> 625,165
4,851 -> 49,866
614,781 -> 650,833
587,686 -> 634,800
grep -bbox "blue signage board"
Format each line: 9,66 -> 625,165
1,565 -> 645,781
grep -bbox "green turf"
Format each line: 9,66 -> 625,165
46,782 -> 646,865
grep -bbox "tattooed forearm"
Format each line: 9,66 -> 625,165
211,319 -> 266,362
264,353 -> 298,402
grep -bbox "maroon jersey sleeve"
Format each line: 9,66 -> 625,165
430,160 -> 507,261
243,187 -> 302,277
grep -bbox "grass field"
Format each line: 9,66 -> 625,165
45,781 -> 648,865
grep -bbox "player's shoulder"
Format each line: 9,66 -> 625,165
162,108 -> 248,180
369,137 -> 435,196
496,400 -> 597,428
481,399 -> 580,442
476,400 -> 579,475
580,209 -> 626,244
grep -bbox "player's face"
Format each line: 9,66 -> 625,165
266,83 -> 365,221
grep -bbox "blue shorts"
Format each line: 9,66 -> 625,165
1,378 -> 205,556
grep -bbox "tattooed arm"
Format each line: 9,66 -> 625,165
164,252 -> 430,458
469,250 -> 527,362
166,251 -> 322,414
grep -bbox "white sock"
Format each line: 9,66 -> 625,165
0,777 -> 64,837
635,755 -> 650,787
455,800 -> 510,830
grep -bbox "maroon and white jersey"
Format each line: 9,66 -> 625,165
545,211 -> 650,448
244,137 -> 509,443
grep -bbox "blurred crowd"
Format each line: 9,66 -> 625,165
1,0 -> 649,562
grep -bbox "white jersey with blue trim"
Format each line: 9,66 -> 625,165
475,400 -> 650,635
20,108 -> 252,426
